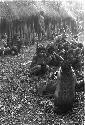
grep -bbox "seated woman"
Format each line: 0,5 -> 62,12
30,44 -> 49,77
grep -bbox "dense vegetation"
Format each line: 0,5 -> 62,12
0,36 -> 84,124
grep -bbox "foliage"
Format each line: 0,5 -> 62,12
0,0 -> 80,21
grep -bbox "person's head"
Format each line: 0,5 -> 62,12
40,11 -> 44,16
61,61 -> 71,74
77,42 -> 83,49
63,41 -> 70,51
36,44 -> 46,56
4,33 -> 7,36
13,34 -> 20,41
46,42 -> 55,55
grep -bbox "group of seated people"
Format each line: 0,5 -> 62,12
30,36 -> 83,77
30,43 -> 64,76
29,37 -> 84,113
0,33 -> 22,56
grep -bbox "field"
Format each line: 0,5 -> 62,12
0,39 -> 84,125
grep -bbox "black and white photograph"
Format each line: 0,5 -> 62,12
0,0 -> 84,124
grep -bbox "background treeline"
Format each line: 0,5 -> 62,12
0,0 -> 84,46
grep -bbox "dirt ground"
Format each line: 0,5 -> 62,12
0,41 -> 84,125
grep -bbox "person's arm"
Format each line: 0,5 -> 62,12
30,55 -> 37,68
53,52 -> 64,62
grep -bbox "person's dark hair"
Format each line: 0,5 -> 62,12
77,43 -> 83,49
36,44 -> 46,54
61,61 -> 71,74
40,11 -> 44,16
46,43 -> 54,54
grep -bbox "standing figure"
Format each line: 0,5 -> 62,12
54,62 -> 76,113
4,33 -> 8,47
38,11 -> 45,40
